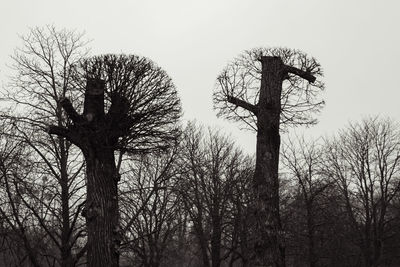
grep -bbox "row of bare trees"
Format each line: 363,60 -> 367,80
116,122 -> 254,267
2,115 -> 399,267
117,117 -> 400,267
281,117 -> 400,267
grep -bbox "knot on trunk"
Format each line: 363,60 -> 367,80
81,201 -> 99,221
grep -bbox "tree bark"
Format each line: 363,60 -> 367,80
80,79 -> 121,267
252,56 -> 285,267
50,78 -> 122,267
84,147 -> 120,267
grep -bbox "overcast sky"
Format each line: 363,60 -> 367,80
1,0 -> 399,153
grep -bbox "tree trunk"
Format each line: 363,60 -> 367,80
252,56 -> 285,267
60,136 -> 74,267
84,147 -> 120,267
198,226 -> 211,267
306,203 -> 316,267
80,78 -> 121,267
211,212 -> 222,267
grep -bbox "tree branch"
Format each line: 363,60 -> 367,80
284,65 -> 316,83
47,125 -> 81,147
227,96 -> 258,115
59,97 -> 82,123
47,125 -> 70,139
47,125 -> 70,137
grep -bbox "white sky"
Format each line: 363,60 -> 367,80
1,0 -> 399,153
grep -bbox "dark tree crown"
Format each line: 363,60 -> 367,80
51,54 -> 182,154
213,47 -> 325,131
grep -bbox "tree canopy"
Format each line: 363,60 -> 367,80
50,54 -> 182,154
213,47 -> 325,131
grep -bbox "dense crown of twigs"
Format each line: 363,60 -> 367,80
213,47 -> 325,131
75,54 -> 182,153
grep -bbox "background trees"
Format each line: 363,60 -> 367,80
0,26 -> 88,267
119,149 -> 183,267
177,123 -> 253,267
324,117 -> 400,267
281,137 -> 332,267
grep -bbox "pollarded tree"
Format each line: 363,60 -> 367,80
213,47 -> 324,267
48,54 -> 181,267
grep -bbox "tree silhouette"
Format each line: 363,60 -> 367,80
214,47 -> 324,267
2,26 -> 88,267
48,54 -> 181,267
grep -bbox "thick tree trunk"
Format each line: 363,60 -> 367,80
78,78 -> 121,267
252,56 -> 285,267
84,147 -> 120,267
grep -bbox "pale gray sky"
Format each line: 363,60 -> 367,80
1,0 -> 399,153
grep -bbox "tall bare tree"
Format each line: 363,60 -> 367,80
281,137 -> 331,267
48,54 -> 181,267
214,47 -> 324,266
1,26 -> 88,267
177,122 -> 252,267
0,120 -> 42,267
119,148 -> 182,267
324,117 -> 400,267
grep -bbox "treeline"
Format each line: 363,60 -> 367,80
0,26 -> 400,267
1,117 -> 400,267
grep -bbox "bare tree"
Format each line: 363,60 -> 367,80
281,136 -> 331,267
178,122 -> 252,267
324,117 -> 400,267
1,26 -> 88,267
225,155 -> 254,267
48,54 -> 181,267
213,47 -> 324,266
0,120 -> 42,267
119,148 -> 183,267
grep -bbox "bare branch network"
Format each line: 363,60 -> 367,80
213,47 -> 325,131
48,54 -> 182,155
